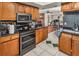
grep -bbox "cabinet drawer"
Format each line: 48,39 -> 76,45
0,36 -> 11,43
11,33 -> 19,40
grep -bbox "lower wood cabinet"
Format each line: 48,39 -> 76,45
36,28 -> 43,44
72,35 -> 79,56
59,32 -> 79,56
43,27 -> 48,40
0,33 -> 19,56
39,28 -> 44,42
0,39 -> 19,56
59,32 -> 72,55
36,27 -> 48,44
36,29 -> 40,44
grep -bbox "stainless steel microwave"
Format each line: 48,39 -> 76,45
16,13 -> 32,23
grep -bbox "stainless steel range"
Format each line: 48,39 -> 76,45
16,13 -> 36,55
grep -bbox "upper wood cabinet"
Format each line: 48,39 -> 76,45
0,2 -> 2,20
30,7 -> 34,20
73,2 -> 79,10
24,6 -> 31,14
0,2 -> 39,20
59,32 -> 72,55
35,8 -> 39,21
2,2 -> 16,20
16,3 -> 25,13
61,2 -> 79,12
30,7 -> 39,21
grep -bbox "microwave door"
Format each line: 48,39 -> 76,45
17,14 -> 32,23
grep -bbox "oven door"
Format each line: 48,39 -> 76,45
20,32 -> 35,55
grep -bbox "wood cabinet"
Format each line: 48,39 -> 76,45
0,33 -> 19,56
36,29 -> 40,44
0,39 -> 19,56
43,27 -> 48,40
0,36 -> 11,43
30,7 -> 39,21
36,28 -> 43,44
36,27 -> 48,44
30,7 -> 34,20
34,8 -> 39,21
24,6 -> 31,14
0,2 -> 39,21
2,2 -> 16,20
0,2 -> 2,20
39,28 -> 44,42
72,35 -> 79,56
61,2 -> 79,12
73,2 -> 79,11
16,3 -> 25,13
59,32 -> 72,55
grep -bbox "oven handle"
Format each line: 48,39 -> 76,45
20,33 -> 35,37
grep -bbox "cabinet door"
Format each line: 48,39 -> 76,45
43,27 -> 47,40
24,6 -> 31,14
39,28 -> 44,42
61,3 -> 74,12
2,2 -> 16,20
59,33 -> 72,55
45,27 -> 48,39
31,7 -> 36,20
74,2 -> 79,10
36,30 -> 40,44
72,35 -> 79,56
0,39 -> 19,56
35,8 -> 39,21
16,3 -> 25,13
0,2 -> 2,20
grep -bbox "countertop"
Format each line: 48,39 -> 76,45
0,32 -> 19,37
62,29 -> 79,35
35,26 -> 48,30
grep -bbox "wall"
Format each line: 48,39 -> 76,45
63,12 -> 79,28
39,6 -> 63,26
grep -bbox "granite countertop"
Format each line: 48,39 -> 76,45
35,26 -> 47,30
0,32 -> 19,37
62,29 -> 79,35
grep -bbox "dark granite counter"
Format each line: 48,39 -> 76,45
0,32 -> 19,37
62,29 -> 79,35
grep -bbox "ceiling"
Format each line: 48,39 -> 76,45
20,2 -> 61,9
33,2 -> 54,5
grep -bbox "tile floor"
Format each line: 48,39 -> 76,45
23,32 -> 68,56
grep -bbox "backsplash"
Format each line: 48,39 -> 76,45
0,20 -> 16,24
63,11 -> 79,29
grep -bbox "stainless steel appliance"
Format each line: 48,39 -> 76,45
16,13 -> 32,23
20,30 -> 35,55
16,13 -> 35,55
16,24 -> 36,55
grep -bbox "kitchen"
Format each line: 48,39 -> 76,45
0,2 -> 79,56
